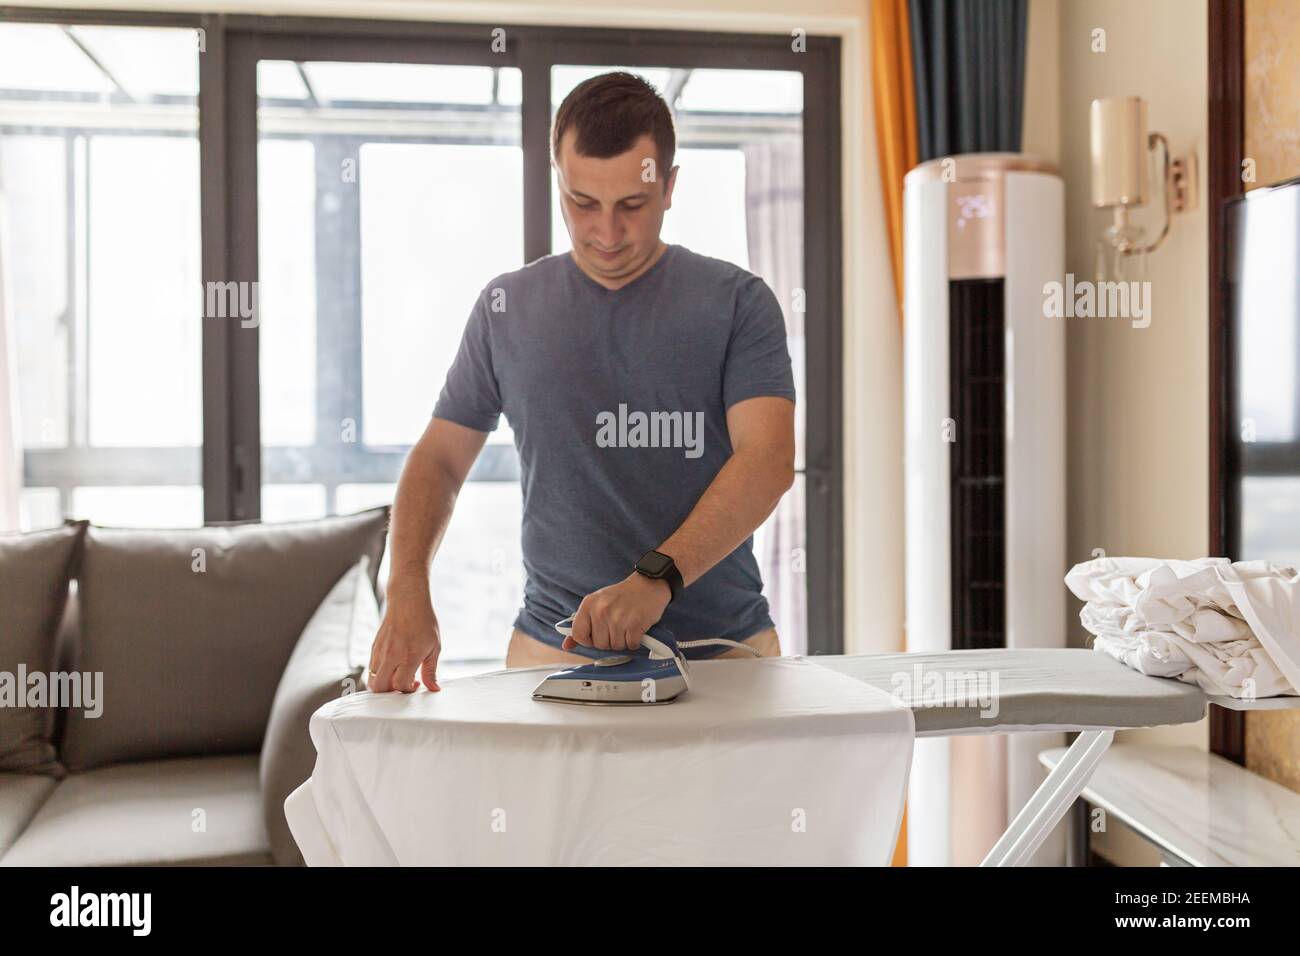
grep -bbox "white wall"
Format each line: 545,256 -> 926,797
1057,0 -> 1209,713
1023,0 -> 1210,866
1029,0 -> 1210,727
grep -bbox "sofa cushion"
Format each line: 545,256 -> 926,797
50,582 -> 81,751
60,508 -> 389,772
260,557 -> 376,866
0,773 -> 59,858
0,522 -> 87,776
0,755 -> 273,866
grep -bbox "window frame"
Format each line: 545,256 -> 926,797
3,8 -> 844,654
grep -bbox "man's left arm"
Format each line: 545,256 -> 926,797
565,396 -> 795,651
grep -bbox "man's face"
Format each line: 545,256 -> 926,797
554,130 -> 678,284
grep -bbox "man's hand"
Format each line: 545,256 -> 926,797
566,572 -> 672,652
367,574 -> 442,693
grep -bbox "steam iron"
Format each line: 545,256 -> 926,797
532,617 -> 691,705
531,616 -> 764,705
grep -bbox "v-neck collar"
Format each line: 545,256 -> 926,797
564,243 -> 677,295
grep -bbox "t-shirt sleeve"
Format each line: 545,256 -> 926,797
722,274 -> 797,410
431,288 -> 502,432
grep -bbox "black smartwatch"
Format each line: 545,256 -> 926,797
634,549 -> 683,603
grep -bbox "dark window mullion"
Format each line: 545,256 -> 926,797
226,34 -> 263,522
800,42 -> 842,655
519,39 -> 552,264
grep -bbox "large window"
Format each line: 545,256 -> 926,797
1227,179 -> 1300,567
254,58 -> 527,658
1,13 -> 842,657
1,22 -> 203,528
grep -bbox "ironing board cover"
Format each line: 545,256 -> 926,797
815,648 -> 1208,734
300,657 -> 914,866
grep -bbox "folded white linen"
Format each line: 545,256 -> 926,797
1065,556 -> 1300,699
1217,562 -> 1300,696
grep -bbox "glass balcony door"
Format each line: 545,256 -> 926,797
1,22 -> 204,529
238,42 -> 527,661
218,25 -> 841,660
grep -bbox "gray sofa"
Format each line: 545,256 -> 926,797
0,508 -> 388,866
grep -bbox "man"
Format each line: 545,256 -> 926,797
366,71 -> 796,693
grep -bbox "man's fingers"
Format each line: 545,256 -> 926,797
391,656 -> 420,694
420,650 -> 441,692
368,651 -> 394,693
610,622 -> 630,651
367,632 -> 417,694
570,601 -> 644,652
365,634 -> 383,690
589,610 -> 610,650
622,626 -> 641,652
570,606 -> 593,647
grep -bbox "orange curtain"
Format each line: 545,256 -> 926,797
871,0 -> 920,317
871,0 -> 919,868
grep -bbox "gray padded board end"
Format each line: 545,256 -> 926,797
809,648 -> 1208,735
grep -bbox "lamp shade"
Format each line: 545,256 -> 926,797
1090,96 -> 1149,208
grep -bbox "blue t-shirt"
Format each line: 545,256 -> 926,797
432,243 -> 796,659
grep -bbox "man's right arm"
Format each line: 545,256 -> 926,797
366,416 -> 488,693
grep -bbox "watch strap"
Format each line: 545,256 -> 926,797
635,550 -> 683,602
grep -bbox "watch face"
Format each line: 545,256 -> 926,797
638,551 -> 673,576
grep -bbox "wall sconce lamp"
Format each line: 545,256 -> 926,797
1090,96 -> 1197,280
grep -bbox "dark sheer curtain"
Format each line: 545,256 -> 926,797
908,0 -> 1028,161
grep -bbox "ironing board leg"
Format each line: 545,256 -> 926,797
980,729 -> 1114,867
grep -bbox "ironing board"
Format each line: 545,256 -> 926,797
813,648 -> 1213,866
286,656 -> 915,866
285,648 -> 1225,867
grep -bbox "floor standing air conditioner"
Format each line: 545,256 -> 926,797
903,154 -> 1066,866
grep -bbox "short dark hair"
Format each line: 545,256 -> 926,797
551,71 -> 676,182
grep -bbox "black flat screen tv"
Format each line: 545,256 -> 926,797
1225,177 -> 1300,563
